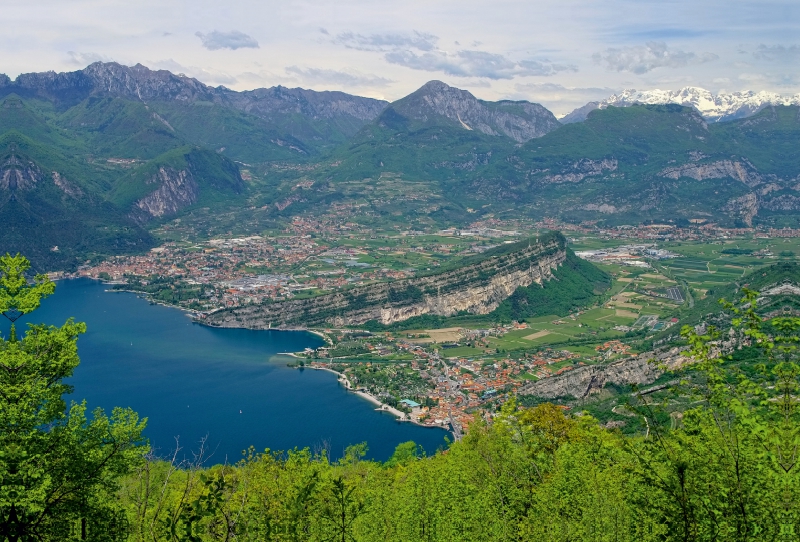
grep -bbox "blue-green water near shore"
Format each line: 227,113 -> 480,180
9,279 -> 449,462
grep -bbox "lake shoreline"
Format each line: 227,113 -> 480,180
43,278 -> 450,459
303,365 -> 453,435
61,278 -> 336,344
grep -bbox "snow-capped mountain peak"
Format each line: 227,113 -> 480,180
561,87 -> 800,123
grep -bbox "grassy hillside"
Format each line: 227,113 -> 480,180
0,95 -> 86,153
327,119 -> 516,189
714,105 -> 800,176
5,81 -> 800,267
624,261 -> 800,356
317,103 -> 800,227
149,102 -> 313,163
57,96 -> 181,159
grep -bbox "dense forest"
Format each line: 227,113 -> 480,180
0,254 -> 797,541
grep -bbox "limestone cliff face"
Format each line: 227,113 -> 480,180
723,193 -> 760,226
204,236 -> 567,329
659,160 -> 763,187
655,158 -> 800,225
51,172 -> 83,198
761,193 -> 800,212
0,155 -> 41,191
133,167 -> 198,221
540,158 -> 618,184
518,347 -> 687,399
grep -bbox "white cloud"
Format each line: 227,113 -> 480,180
736,69 -> 800,87
458,79 -> 492,88
512,82 -> 617,116
593,42 -> 717,74
66,51 -> 113,66
333,29 -> 575,80
335,31 -> 439,52
753,44 -> 800,62
4,0 -> 800,110
518,59 -> 578,76
195,30 -> 259,51
514,82 -> 615,99
284,66 -> 394,87
150,58 -> 238,85
385,49 -> 575,79
738,72 -> 767,83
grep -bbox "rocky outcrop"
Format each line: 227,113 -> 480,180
723,193 -> 759,226
761,194 -> 800,212
52,172 -> 83,197
518,347 -> 687,399
133,167 -> 198,220
387,81 -> 560,142
0,155 -> 40,191
657,159 -> 800,225
659,160 -> 763,187
559,101 -> 601,124
540,159 -> 618,184
204,235 -> 567,328
580,203 -> 621,214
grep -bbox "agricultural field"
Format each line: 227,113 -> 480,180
392,266 -> 679,356
571,234 -> 800,300
656,237 -> 800,294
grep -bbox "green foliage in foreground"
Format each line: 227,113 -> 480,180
115,291 -> 800,541
0,255 -> 147,541
2,252 -> 800,541
119,289 -> 800,542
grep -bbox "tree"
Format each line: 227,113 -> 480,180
319,476 -> 364,542
627,288 -> 800,541
0,254 -> 148,542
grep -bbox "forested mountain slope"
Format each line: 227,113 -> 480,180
4,62 -> 800,269
0,94 -> 245,269
1,62 -> 388,155
321,102 -> 800,227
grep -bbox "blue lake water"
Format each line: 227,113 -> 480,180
7,279 -> 448,463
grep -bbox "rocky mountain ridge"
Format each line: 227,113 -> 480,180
0,138 -> 153,269
518,347 -> 687,399
1,62 -> 388,147
562,87 -> 800,124
383,80 -> 560,142
204,235 -> 566,329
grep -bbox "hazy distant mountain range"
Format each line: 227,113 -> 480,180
2,62 -> 800,269
562,87 -> 800,123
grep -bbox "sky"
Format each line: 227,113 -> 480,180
6,0 -> 800,116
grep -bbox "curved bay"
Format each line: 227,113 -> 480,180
12,279 -> 448,462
